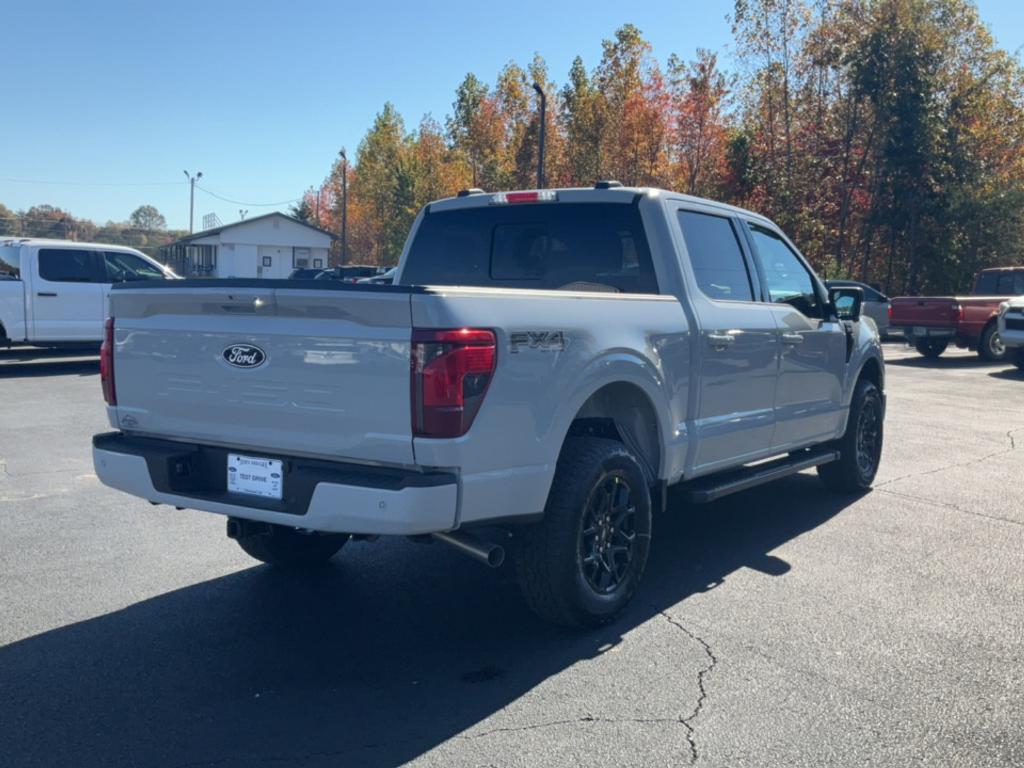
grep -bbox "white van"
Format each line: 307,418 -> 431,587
0,238 -> 176,346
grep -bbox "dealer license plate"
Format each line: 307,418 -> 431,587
227,454 -> 283,500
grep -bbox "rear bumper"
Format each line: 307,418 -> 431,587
92,432 -> 458,535
896,326 -> 956,339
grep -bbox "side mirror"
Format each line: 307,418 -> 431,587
829,286 -> 863,321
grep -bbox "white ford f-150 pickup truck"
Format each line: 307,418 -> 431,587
93,185 -> 885,626
0,238 -> 174,346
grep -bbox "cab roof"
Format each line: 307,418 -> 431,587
0,237 -> 146,252
425,186 -> 774,226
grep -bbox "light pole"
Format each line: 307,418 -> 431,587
183,170 -> 202,233
339,149 -> 348,266
532,82 -> 546,189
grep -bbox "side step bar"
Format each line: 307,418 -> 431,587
685,449 -> 839,504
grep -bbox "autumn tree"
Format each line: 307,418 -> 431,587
668,49 -> 730,196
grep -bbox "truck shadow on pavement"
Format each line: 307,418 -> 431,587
884,353 -> 1004,369
1,475 -> 856,768
0,347 -> 99,379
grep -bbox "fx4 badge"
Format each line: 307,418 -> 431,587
509,331 -> 566,354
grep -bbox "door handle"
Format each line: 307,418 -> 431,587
782,332 -> 804,345
37,292 -> 58,297
707,332 -> 735,349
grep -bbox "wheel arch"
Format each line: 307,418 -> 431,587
553,356 -> 672,485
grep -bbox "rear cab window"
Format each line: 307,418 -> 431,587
0,245 -> 20,279
401,202 -> 659,294
37,249 -> 102,283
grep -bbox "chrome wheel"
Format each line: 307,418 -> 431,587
578,472 -> 637,595
989,332 -> 1006,358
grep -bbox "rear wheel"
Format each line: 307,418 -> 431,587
233,521 -> 348,567
913,338 -> 948,358
515,437 -> 652,627
978,323 -> 1006,362
818,379 -> 884,493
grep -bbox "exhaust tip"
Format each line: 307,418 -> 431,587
486,546 -> 505,568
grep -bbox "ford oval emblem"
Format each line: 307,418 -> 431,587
223,344 -> 267,368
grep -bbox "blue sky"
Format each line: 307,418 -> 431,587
2,0 -> 1021,231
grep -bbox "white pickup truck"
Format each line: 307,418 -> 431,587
997,297 -> 1024,369
0,238 -> 173,346
93,186 -> 885,626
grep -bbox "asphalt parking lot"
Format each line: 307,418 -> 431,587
1,342 -> 1022,768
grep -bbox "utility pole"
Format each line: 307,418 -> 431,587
183,170 -> 202,233
339,149 -> 348,266
532,82 -> 546,189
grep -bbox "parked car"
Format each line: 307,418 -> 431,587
315,265 -> 383,282
826,280 -> 890,336
357,267 -> 397,285
889,267 -> 1024,360
287,267 -> 324,280
997,297 -> 1024,369
92,185 -> 885,627
0,238 -> 174,347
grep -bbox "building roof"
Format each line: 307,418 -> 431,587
165,212 -> 337,246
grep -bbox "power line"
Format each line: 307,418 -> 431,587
194,184 -> 301,207
0,177 -> 183,187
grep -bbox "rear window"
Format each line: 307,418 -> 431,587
38,249 -> 99,283
976,271 -> 1024,295
0,245 -> 19,279
401,203 -> 659,294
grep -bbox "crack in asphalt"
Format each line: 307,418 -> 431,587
878,487 -> 1024,527
659,610 -> 718,764
876,427 -> 1022,489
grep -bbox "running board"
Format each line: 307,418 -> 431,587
685,450 -> 840,504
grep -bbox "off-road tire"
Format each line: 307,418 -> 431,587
515,437 -> 652,628
978,323 -> 1006,362
818,379 -> 884,494
913,338 -> 948,358
235,523 -> 348,567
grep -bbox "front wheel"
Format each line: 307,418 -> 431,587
233,521 -> 348,568
913,338 -> 948,358
515,437 -> 652,627
978,323 -> 1006,362
818,379 -> 884,493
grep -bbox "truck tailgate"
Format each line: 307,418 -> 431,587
889,296 -> 958,326
109,282 -> 415,465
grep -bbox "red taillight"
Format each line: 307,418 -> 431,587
100,317 -> 116,406
951,303 -> 963,322
887,304 -> 893,320
411,328 -> 496,438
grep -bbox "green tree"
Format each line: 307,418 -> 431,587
128,205 -> 166,231
289,194 -> 314,223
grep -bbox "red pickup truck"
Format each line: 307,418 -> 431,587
890,267 -> 1024,360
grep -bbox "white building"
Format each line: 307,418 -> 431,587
161,213 -> 335,278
